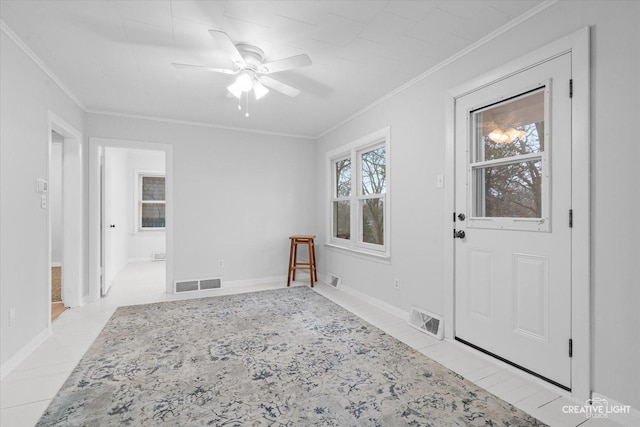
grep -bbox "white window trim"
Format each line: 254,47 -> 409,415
135,170 -> 166,232
326,127 -> 391,258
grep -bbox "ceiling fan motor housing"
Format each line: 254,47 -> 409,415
235,44 -> 265,70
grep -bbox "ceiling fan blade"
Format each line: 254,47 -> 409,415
208,30 -> 246,67
259,54 -> 312,74
172,63 -> 238,74
258,76 -> 301,97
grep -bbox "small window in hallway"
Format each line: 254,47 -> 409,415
139,174 -> 166,230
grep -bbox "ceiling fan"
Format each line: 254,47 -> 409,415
172,30 -> 311,100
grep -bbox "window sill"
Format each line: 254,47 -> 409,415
324,243 -> 391,265
136,228 -> 166,234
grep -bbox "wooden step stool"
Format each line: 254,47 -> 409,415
287,235 -> 317,287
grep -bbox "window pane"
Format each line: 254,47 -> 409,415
333,201 -> 350,239
335,158 -> 351,197
361,147 -> 386,195
362,198 -> 384,245
141,203 -> 166,228
473,160 -> 542,218
142,176 -> 165,201
474,89 -> 544,162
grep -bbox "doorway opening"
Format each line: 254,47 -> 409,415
47,111 -> 82,324
50,130 -> 66,321
101,146 -> 167,299
89,138 -> 173,303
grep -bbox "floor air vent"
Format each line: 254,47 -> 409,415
175,278 -> 222,293
408,306 -> 444,340
327,274 -> 342,288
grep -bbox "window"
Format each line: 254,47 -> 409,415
329,128 -> 390,256
469,85 -> 549,231
139,174 -> 165,230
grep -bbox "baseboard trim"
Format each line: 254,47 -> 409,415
0,327 -> 51,380
51,262 -> 62,267
223,275 -> 287,288
338,283 -> 409,321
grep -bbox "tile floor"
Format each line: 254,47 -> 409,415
0,262 -> 633,426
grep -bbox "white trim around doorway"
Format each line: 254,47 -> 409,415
443,27 -> 590,401
88,137 -> 174,302
47,111 -> 83,314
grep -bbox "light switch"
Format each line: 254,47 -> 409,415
36,178 -> 48,194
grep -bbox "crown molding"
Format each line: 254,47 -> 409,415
315,0 -> 559,139
85,109 -> 316,140
1,18 -> 87,111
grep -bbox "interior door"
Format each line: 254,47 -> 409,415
100,148 -> 114,296
454,53 -> 572,389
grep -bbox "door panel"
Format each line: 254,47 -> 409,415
513,253 -> 548,341
467,248 -> 494,322
455,53 -> 572,389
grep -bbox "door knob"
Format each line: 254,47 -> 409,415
454,230 -> 465,239
457,213 -> 466,221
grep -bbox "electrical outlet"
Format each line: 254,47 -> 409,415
41,195 -> 47,209
218,260 -> 224,268
9,308 -> 16,326
394,279 -> 400,290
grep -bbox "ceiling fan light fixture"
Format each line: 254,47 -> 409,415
253,80 -> 269,100
227,73 -> 253,98
227,82 -> 243,99
236,73 -> 253,92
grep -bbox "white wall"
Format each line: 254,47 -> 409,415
86,114 -> 316,285
50,139 -> 63,265
0,30 -> 84,367
316,0 -> 640,410
127,149 -> 165,262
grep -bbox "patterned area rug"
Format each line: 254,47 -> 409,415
38,287 -> 545,426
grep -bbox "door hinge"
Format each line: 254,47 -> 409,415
569,79 -> 573,98
569,209 -> 573,228
453,212 -> 456,222
569,338 -> 573,357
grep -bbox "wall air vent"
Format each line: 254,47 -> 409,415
152,252 -> 166,262
408,306 -> 444,340
175,280 -> 198,293
200,278 -> 221,290
174,277 -> 222,293
327,274 -> 342,289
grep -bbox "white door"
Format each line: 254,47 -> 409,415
100,148 -> 115,296
454,53 -> 572,389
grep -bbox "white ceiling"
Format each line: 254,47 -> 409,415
0,0 -> 545,137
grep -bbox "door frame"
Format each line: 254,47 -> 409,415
47,111 -> 83,315
444,27 -> 590,401
88,137 -> 174,302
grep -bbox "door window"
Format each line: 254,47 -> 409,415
469,86 -> 550,231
